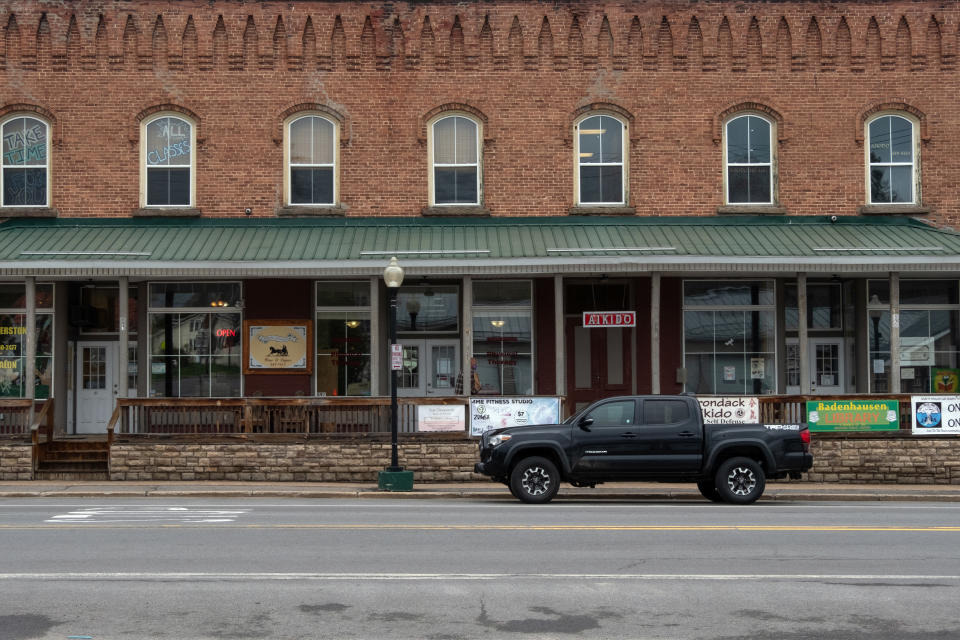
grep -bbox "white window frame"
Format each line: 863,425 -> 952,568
1,114 -> 51,208
472,279 -> 536,396
140,113 -> 196,208
428,114 -> 481,206
865,113 -> 919,205
574,113 -> 627,206
285,114 -> 338,206
724,114 -> 775,205
315,280 -> 373,397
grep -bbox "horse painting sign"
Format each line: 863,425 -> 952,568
244,320 -> 312,373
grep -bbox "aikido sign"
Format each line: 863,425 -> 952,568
583,311 -> 636,328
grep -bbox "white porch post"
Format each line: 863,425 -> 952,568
890,273 -> 901,393
118,277 -> 129,399
24,277 -> 36,422
650,273 -> 661,394
554,276 -> 565,400
798,273 -> 810,395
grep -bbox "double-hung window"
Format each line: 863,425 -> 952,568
725,114 -> 773,204
430,115 -> 479,205
288,115 -> 337,205
143,115 -> 194,207
867,114 -> 917,205
2,116 -> 50,207
576,114 -> 625,205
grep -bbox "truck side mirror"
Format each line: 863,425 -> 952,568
579,416 -> 594,431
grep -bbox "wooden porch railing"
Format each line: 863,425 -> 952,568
0,398 -> 47,437
29,398 -> 54,474
109,396 -> 470,436
757,394 -> 915,428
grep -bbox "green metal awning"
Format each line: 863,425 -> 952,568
1,215 -> 959,278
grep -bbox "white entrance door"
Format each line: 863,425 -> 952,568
787,338 -> 845,395
76,342 -> 116,434
397,339 -> 460,397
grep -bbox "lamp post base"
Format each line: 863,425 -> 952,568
378,469 -> 414,492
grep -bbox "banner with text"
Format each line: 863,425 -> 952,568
806,399 -> 899,432
470,397 -> 562,436
912,395 -> 960,435
416,404 -> 466,432
697,397 -> 760,424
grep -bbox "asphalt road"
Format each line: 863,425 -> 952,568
1,498 -> 959,640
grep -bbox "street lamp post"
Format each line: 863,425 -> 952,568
378,257 -> 414,491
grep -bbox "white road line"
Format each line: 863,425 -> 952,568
3,503 -> 959,511
0,572 -> 957,581
44,507 -> 250,524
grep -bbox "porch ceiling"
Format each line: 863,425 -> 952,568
2,215 -> 960,278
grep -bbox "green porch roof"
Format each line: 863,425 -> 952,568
1,215 -> 959,277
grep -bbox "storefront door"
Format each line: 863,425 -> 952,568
75,342 -> 116,434
787,338 -> 845,395
397,339 -> 460,397
565,318 -> 633,413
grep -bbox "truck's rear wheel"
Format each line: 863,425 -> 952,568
714,457 -> 765,505
697,479 -> 723,502
510,456 -> 560,504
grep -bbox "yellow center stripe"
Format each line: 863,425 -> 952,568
4,524 -> 960,532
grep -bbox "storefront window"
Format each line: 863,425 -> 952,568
683,281 -> 775,395
148,283 -> 241,397
784,283 -> 842,331
316,281 -> 371,396
397,286 -> 458,333
472,281 -> 533,395
79,286 -> 139,333
0,283 -> 55,398
869,280 -> 960,393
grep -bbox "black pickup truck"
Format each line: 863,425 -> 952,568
474,395 -> 812,504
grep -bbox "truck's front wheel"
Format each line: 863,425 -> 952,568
714,457 -> 765,505
510,456 -> 560,504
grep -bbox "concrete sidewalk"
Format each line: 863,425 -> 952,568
2,480 -> 960,501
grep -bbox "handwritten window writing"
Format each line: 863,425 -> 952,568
288,116 -> 336,205
145,116 -> 192,206
725,115 -> 773,204
2,117 -> 48,207
868,115 -> 914,204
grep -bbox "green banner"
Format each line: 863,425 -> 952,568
806,400 -> 899,432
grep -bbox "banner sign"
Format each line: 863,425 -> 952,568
417,404 -> 465,432
582,311 -> 636,328
698,397 -> 760,424
912,395 -> 960,435
806,399 -> 899,432
470,397 -> 561,436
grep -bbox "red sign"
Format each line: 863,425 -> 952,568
391,344 -> 403,371
582,311 -> 636,328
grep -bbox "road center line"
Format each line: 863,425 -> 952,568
3,524 -> 960,531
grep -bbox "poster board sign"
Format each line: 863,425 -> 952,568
912,395 -> 960,434
417,404 -> 466,432
806,399 -> 899,432
698,397 -> 760,424
243,320 -> 312,374
931,368 -> 960,393
470,397 -> 561,436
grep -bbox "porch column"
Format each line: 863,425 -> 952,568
650,273 -> 661,394
889,273 -> 901,392
24,277 -> 36,421
118,277 -> 129,400
554,276 -> 565,399
462,276 -> 473,396
370,277 -> 380,396
797,273 -> 810,394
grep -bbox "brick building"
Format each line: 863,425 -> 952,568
2,0 -> 960,447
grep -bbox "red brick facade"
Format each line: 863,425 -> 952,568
2,1 -> 959,223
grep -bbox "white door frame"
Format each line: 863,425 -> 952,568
787,337 -> 846,395
397,338 -> 460,397
75,341 -> 116,434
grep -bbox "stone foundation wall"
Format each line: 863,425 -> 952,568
108,435 -> 960,484
0,442 -> 33,480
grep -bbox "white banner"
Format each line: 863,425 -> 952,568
470,397 -> 561,436
697,396 -> 760,424
416,405 -> 465,432
912,395 -> 960,434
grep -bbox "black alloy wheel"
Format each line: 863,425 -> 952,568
713,456 -> 766,505
509,456 -> 560,504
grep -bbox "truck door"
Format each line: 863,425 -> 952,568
570,398 -> 642,477
634,398 -> 703,474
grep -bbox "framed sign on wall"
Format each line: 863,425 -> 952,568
243,320 -> 312,374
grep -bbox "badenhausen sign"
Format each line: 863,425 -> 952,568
583,311 -> 636,327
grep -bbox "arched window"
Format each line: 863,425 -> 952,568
287,115 -> 337,206
2,115 -> 50,207
430,115 -> 480,205
575,114 -> 625,205
142,114 -> 194,207
724,114 -> 773,205
867,114 -> 917,205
